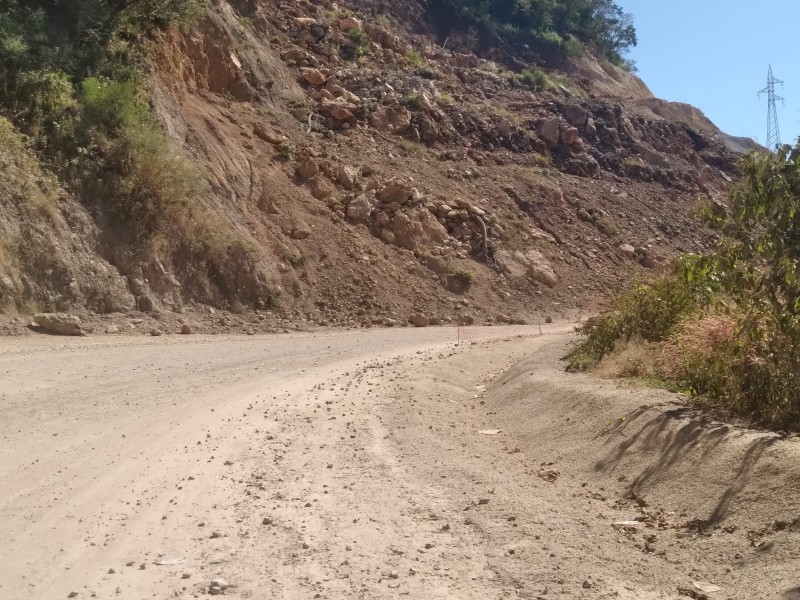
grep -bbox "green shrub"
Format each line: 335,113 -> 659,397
15,70 -> 76,132
566,273 -> 701,371
505,66 -> 554,92
277,141 -> 295,160
521,66 -> 554,91
535,30 -> 563,46
404,49 -> 427,68
102,124 -> 201,240
565,35 -> 585,58
395,139 -> 427,157
403,91 -> 422,110
452,268 -> 476,285
346,29 -> 372,56
280,250 -> 313,268
116,0 -> 206,33
568,144 -> 800,430
78,75 -> 202,242
436,93 -> 455,106
81,77 -> 147,131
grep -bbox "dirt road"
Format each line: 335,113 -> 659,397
0,327 -> 796,599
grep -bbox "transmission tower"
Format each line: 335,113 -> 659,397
758,65 -> 784,150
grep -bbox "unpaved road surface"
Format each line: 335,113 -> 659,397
1,327 -> 797,599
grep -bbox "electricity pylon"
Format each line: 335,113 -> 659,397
758,65 -> 784,150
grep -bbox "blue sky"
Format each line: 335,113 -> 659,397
615,0 -> 800,146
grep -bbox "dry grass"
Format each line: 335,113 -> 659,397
0,117 -> 60,221
659,315 -> 737,379
592,338 -> 659,379
395,139 -> 427,158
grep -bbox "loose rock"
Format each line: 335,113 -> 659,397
33,313 -> 85,336
410,314 -> 430,328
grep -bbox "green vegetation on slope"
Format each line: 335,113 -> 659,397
567,144 -> 800,430
0,0 -> 276,310
443,0 -> 637,69
0,0 -> 204,243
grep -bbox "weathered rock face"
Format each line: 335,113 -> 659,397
0,0 -> 748,330
33,313 -> 85,336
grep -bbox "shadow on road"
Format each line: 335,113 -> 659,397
593,403 -> 779,527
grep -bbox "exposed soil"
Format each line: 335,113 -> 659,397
1,329 -> 795,599
1,0 -> 747,328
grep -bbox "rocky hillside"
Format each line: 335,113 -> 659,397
0,0 -> 745,331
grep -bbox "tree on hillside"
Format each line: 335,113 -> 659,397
442,0 -> 637,66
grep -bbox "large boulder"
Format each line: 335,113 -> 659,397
497,250 -> 558,287
561,127 -> 580,146
387,212 -> 422,249
563,104 -> 588,127
346,194 -> 374,222
306,175 -> 335,200
33,313 -> 85,336
336,166 -> 359,190
320,98 -> 357,122
337,17 -> 363,32
376,180 -> 413,204
619,243 -> 636,259
296,157 -> 319,180
301,68 -> 327,86
365,24 -> 404,51
410,314 -> 430,327
538,117 -> 561,150
524,252 -> 558,287
370,105 -> 412,135
416,208 -> 449,244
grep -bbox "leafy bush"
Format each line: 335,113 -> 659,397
280,250 -> 313,268
567,273 -> 702,371
81,77 -> 147,131
0,1 -> 211,248
115,0 -> 206,33
564,35 -> 585,58
568,144 -> 800,430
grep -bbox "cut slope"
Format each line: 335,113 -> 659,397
0,0 -> 758,329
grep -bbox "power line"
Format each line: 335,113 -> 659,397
758,65 -> 784,150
